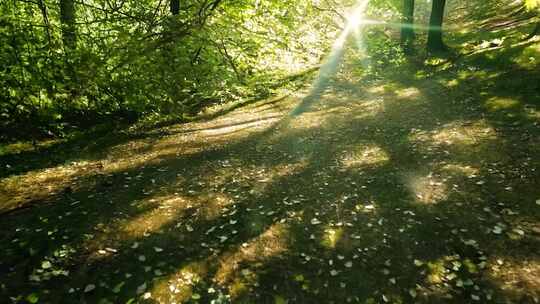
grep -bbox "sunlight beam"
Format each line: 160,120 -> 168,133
290,0 -> 370,116
288,0 -> 463,118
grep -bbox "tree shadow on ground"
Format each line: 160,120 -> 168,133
1,43 -> 539,303
0,93 -> 295,183
2,9 -> 540,300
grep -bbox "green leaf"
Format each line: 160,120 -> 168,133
41,261 -> 52,269
26,293 -> 39,304
274,295 -> 287,304
112,281 -> 125,293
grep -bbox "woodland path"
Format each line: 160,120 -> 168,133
1,53 -> 539,303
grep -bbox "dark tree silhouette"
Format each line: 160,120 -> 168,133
401,0 -> 415,52
427,0 -> 447,51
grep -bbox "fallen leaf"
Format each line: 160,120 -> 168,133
112,282 -> 125,293
136,283 -> 147,294
274,295 -> 287,304
26,293 -> 39,304
41,261 -> 52,269
512,228 -> 525,236
84,284 -> 96,293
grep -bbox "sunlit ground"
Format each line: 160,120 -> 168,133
1,1 -> 540,303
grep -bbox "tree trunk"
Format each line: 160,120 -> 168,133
170,0 -> 180,15
400,0 -> 415,51
60,0 -> 76,49
37,0 -> 52,47
427,0 -> 447,52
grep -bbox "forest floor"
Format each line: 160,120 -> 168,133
1,11 -> 540,304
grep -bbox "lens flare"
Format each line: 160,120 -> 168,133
290,0 -> 370,116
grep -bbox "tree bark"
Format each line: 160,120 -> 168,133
60,0 -> 76,49
37,0 -> 52,47
170,0 -> 180,15
400,0 -> 415,51
427,0 -> 447,52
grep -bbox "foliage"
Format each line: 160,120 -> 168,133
1,0 -> 540,303
525,0 -> 540,10
0,0 -> 350,142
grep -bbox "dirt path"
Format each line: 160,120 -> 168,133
1,51 -> 540,303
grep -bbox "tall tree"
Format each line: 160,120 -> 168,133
400,0 -> 415,52
60,0 -> 76,49
427,0 -> 447,51
37,0 -> 52,46
170,0 -> 180,15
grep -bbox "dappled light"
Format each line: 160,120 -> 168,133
321,226 -> 345,249
1,0 -> 540,303
524,105 -> 540,121
119,195 -> 189,237
512,40 -> 540,67
396,87 -> 422,99
410,120 -> 497,148
406,173 -> 449,205
214,222 -> 290,288
485,97 -> 521,111
485,258 -> 540,302
0,160 -> 102,212
440,163 -> 480,177
118,192 -> 235,238
339,144 -> 390,169
150,261 -> 211,303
